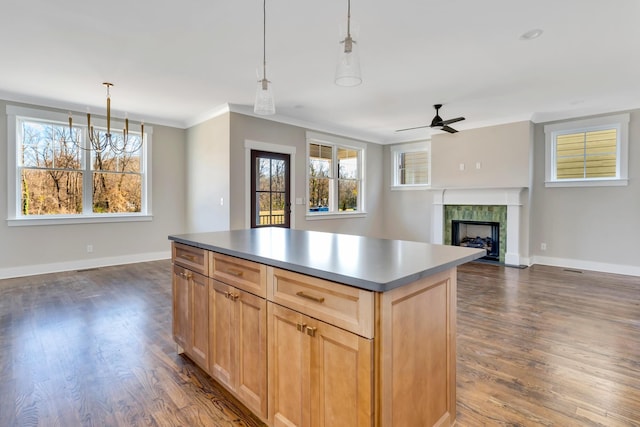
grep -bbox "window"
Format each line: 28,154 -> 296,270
544,114 -> 629,187
306,131 -> 365,217
7,106 -> 152,225
390,141 -> 430,189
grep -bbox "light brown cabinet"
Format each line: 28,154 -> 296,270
172,264 -> 209,369
268,302 -> 373,427
171,239 -> 459,427
209,279 -> 267,419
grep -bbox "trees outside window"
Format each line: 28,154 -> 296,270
11,110 -> 149,221
307,134 -> 364,215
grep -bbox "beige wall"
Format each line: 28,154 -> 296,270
382,122 -> 533,244
431,121 -> 532,188
4,97 -> 637,277
229,113 -> 384,237
381,146 -> 432,242
186,113 -> 230,232
530,110 -> 640,272
0,100 -> 187,278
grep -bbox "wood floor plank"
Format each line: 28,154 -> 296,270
1,260 -> 639,426
456,262 -> 640,427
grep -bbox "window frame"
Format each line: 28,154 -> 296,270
6,105 -> 153,226
390,140 -> 431,190
305,131 -> 366,219
544,113 -> 629,188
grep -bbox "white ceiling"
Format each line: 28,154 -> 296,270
1,0 -> 639,144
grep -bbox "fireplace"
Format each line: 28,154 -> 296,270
432,188 -> 528,266
452,220 -> 500,261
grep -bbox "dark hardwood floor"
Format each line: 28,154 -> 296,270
0,260 -> 638,426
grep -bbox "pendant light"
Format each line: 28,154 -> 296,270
335,0 -> 362,87
254,0 -> 275,115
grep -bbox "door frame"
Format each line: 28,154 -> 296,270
244,140 -> 296,229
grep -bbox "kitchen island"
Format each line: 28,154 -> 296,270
169,228 -> 484,427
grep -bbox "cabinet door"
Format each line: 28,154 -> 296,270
236,289 -> 268,419
309,319 -> 373,427
189,272 -> 209,369
268,303 -> 310,427
172,264 -> 191,352
209,280 -> 236,389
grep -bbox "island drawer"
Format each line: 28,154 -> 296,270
172,242 -> 209,276
267,267 -> 374,338
211,252 -> 267,298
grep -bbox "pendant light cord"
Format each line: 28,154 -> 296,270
347,0 -> 351,37
262,0 -> 267,80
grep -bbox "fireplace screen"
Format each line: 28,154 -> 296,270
451,220 -> 500,261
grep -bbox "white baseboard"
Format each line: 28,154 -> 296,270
532,255 -> 640,277
0,251 -> 171,280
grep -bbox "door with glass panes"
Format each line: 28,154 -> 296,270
251,150 -> 290,228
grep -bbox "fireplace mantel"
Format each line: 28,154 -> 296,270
432,187 -> 528,266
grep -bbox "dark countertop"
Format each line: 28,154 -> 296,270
169,228 -> 485,292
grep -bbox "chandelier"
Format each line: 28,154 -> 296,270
68,82 -> 144,153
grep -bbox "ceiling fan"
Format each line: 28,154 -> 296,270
396,104 -> 465,134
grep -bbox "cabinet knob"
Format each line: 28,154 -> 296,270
296,322 -> 307,332
224,291 -> 240,301
305,326 -> 317,337
180,271 -> 193,279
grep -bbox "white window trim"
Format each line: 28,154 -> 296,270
544,113 -> 629,188
390,140 -> 431,190
6,105 -> 153,226
305,131 -> 366,219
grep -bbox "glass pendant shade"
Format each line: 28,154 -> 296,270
335,5 -> 362,87
254,78 -> 275,115
335,36 -> 362,87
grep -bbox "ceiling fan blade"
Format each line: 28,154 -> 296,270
440,125 -> 458,133
395,124 -> 430,132
439,117 -> 465,126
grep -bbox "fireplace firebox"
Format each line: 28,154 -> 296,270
451,220 -> 500,261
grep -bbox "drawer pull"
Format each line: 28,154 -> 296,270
225,268 -> 244,277
181,254 -> 197,261
296,291 -> 325,303
179,271 -> 193,280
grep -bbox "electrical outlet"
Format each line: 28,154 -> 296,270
540,243 -> 547,251
476,162 -> 482,169
87,244 -> 93,253
459,163 -> 465,171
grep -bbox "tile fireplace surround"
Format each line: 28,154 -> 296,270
432,188 -> 528,266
